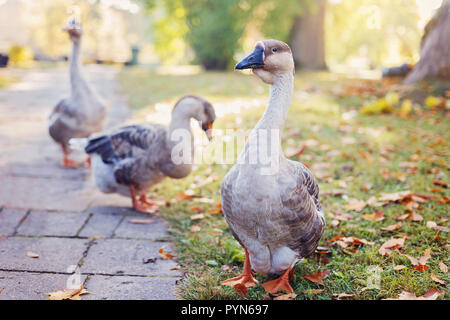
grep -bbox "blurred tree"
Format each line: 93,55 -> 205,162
289,0 -> 326,69
404,0 -> 450,84
326,0 -> 420,68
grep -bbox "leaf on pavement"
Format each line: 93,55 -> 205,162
26,251 -> 39,258
45,285 -> 89,300
158,248 -> 175,260
129,219 -> 154,224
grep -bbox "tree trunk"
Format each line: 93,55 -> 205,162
289,0 -> 327,70
404,0 -> 450,84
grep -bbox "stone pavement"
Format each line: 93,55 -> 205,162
0,66 -> 181,300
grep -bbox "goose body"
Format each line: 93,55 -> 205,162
221,40 -> 325,295
49,19 -> 106,167
71,96 -> 215,213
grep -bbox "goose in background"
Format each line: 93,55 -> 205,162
220,40 -> 325,296
70,96 -> 215,213
49,18 -> 106,168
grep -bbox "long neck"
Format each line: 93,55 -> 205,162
255,72 -> 293,131
70,39 -> 89,95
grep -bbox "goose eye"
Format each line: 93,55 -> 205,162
272,48 -> 278,53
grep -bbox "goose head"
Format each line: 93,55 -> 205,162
235,40 -> 294,84
173,96 -> 216,141
63,18 -> 82,43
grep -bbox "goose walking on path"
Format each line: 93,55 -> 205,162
220,40 -> 325,296
70,96 -> 215,213
49,19 -> 106,168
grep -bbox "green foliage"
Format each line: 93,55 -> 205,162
326,0 -> 421,67
182,0 -> 254,70
8,45 -> 33,66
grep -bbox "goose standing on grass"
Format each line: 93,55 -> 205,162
70,96 -> 215,213
49,18 -> 106,168
220,40 -> 325,296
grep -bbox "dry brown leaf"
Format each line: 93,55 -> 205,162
360,211 -> 384,221
343,199 -> 366,212
439,262 -> 448,273
394,265 -> 407,270
427,221 -> 449,232
170,265 -> 181,271
190,213 -> 205,220
207,203 -> 222,214
45,285 -> 86,300
378,190 -> 413,203
385,289 -> 444,300
328,210 -> 354,221
26,251 -> 39,258
433,180 -> 449,188
303,270 -> 330,285
378,238 -> 405,256
332,293 -> 354,300
382,222 -> 402,232
190,225 -> 201,233
158,248 -> 175,260
274,293 -> 297,300
431,273 -> 446,286
129,219 -> 154,224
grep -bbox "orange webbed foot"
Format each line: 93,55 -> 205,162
262,267 -> 294,294
61,158 -> 83,168
221,248 -> 258,297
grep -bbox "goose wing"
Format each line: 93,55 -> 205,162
49,98 -> 83,142
279,161 -> 325,258
85,124 -> 167,185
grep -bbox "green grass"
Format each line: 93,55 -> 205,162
119,68 -> 449,300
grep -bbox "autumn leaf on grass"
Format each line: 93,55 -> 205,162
381,222 -> 402,232
174,189 -> 196,201
26,251 -> 39,258
45,285 -> 90,300
274,293 -> 297,300
439,262 -> 448,273
433,180 -> 449,188
207,202 -> 222,214
332,293 -> 354,300
378,238 -> 405,256
431,273 -> 446,286
303,270 -> 330,285
332,236 -> 374,249
360,211 -> 384,222
190,225 -> 201,233
158,248 -> 175,260
328,210 -> 354,221
386,289 -> 444,300
395,211 -> 423,222
343,199 -> 366,212
427,221 -> 449,232
190,213 -> 205,220
378,190 -> 413,203
404,248 -> 431,272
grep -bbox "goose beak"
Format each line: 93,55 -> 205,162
235,46 -> 264,70
202,122 -> 213,141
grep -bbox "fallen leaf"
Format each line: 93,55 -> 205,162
221,265 -> 232,272
274,293 -> 297,300
343,199 -> 366,212
332,293 -> 354,300
439,262 -> 448,273
382,222 -> 402,232
360,211 -> 384,221
386,289 -> 443,300
303,289 -> 324,295
190,225 -> 201,233
426,221 -> 449,232
26,251 -> 39,258
303,270 -> 330,285
129,219 -> 154,224
394,265 -> 407,270
45,285 -> 86,300
170,265 -> 181,271
378,191 -> 413,203
158,248 -> 175,260
190,213 -> 205,220
207,203 -> 222,214
328,210 -> 354,221
431,273 -> 446,286
379,238 -> 405,256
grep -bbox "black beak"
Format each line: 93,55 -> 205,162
235,46 -> 264,70
202,122 -> 213,141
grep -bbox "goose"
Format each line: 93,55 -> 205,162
49,18 -> 106,168
220,40 -> 325,296
70,96 -> 215,213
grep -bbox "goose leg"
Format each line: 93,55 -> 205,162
85,156 -> 91,168
130,186 -> 157,214
138,194 -> 160,212
221,248 -> 258,297
61,143 -> 83,168
261,264 -> 294,294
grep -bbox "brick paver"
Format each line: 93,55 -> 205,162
0,66 -> 180,300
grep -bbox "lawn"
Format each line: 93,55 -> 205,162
119,67 -> 449,300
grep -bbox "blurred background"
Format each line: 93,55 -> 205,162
0,0 -> 446,75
